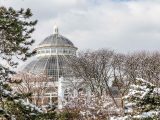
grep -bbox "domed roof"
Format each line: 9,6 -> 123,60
38,26 -> 76,48
23,26 -> 77,81
39,34 -> 75,47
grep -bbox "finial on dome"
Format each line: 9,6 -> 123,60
54,25 -> 59,34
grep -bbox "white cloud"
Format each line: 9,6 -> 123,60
1,0 -> 160,53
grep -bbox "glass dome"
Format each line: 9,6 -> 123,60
23,26 -> 77,81
39,34 -> 74,47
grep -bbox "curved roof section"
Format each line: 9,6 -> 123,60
23,55 -> 72,80
39,34 -> 75,48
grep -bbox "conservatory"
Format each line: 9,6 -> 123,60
23,26 -> 77,81
21,26 -> 83,108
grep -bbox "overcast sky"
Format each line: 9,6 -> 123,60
1,0 -> 160,53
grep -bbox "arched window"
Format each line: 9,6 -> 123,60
46,49 -> 50,53
51,48 -> 56,53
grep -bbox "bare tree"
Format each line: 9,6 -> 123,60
124,51 -> 160,87
12,72 -> 56,107
67,49 -> 120,107
111,53 -> 130,109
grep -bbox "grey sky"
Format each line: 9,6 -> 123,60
1,0 -> 160,54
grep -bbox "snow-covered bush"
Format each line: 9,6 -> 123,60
111,78 -> 160,120
62,92 -> 122,120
